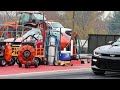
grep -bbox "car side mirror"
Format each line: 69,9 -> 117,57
108,41 -> 114,44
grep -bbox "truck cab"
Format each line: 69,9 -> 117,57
47,21 -> 72,36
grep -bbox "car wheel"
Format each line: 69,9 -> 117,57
92,68 -> 105,75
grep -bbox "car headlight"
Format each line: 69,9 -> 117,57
94,52 -> 101,56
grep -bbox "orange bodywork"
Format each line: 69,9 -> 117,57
60,34 -> 71,50
18,45 -> 36,64
60,32 -> 77,52
0,21 -> 19,38
4,43 -> 12,62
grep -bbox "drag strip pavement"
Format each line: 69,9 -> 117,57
1,68 -> 120,79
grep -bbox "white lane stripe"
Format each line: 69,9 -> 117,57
0,68 -> 90,77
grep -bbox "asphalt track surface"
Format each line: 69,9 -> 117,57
0,58 -> 120,79
1,68 -> 120,79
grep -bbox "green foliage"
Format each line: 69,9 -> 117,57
57,11 -> 108,39
108,11 -> 120,34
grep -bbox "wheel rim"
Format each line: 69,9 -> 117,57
2,60 -> 6,65
35,59 -> 39,64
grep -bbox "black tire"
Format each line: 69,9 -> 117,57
16,58 -> 19,64
25,61 -> 30,68
0,59 -> 6,66
7,58 -> 16,66
92,68 -> 105,75
34,60 -> 38,68
35,58 -> 41,66
18,61 -> 22,67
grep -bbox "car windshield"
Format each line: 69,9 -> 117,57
22,28 -> 41,39
112,38 -> 120,46
51,22 -> 64,28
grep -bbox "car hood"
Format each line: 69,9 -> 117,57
94,45 -> 120,54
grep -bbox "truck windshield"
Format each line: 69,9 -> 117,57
32,14 -> 46,20
51,22 -> 64,28
19,13 -> 46,25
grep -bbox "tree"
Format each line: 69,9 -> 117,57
0,11 -> 18,24
60,11 -> 108,39
108,11 -> 120,34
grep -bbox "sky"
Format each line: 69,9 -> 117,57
104,11 -> 113,18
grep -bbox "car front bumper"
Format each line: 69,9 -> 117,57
91,56 -> 120,72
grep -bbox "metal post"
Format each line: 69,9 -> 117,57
71,11 -> 75,56
16,23 -> 17,37
7,26 -> 8,38
71,11 -> 75,40
60,28 -> 61,60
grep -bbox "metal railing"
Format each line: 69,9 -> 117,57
0,24 -> 32,39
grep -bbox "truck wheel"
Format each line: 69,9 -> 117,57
34,60 -> 38,68
92,68 -> 105,75
0,59 -> 6,66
